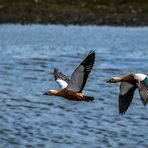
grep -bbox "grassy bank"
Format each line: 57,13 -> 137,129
0,0 -> 148,25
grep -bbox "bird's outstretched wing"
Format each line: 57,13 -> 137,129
54,68 -> 70,89
67,50 -> 95,92
137,77 -> 148,105
119,82 -> 137,115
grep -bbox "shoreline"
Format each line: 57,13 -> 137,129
0,1 -> 148,26
1,11 -> 148,26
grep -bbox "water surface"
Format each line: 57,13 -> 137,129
0,25 -> 148,147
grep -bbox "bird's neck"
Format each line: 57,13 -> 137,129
50,90 -> 59,96
112,77 -> 122,83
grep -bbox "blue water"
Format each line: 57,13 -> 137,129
0,25 -> 148,147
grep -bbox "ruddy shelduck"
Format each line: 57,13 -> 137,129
43,50 -> 95,101
107,73 -> 148,115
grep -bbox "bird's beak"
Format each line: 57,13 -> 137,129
43,91 -> 51,95
106,79 -> 111,83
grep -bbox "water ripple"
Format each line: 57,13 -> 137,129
0,25 -> 148,147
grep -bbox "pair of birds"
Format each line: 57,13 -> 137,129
43,51 -> 148,115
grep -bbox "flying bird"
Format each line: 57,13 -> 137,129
107,73 -> 148,115
43,51 -> 95,101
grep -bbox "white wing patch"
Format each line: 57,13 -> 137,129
56,79 -> 68,89
134,73 -> 147,81
120,82 -> 135,95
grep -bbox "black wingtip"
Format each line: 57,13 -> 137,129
89,50 -> 95,53
119,111 -> 126,116
54,68 -> 58,80
54,68 -> 58,73
81,50 -> 95,65
89,50 -> 95,56
78,50 -> 96,92
90,50 -> 95,58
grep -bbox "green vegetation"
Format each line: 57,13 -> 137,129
0,0 -> 148,25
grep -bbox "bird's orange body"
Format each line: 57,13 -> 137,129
50,88 -> 86,101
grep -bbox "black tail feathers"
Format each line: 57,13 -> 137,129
84,96 -> 94,102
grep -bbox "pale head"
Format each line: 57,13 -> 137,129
106,77 -> 121,83
43,89 -> 58,96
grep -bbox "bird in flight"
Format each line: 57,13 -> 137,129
107,73 -> 148,115
43,50 -> 95,102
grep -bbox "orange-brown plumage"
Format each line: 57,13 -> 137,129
47,88 -> 93,101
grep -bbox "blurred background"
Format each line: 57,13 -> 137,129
0,0 -> 148,25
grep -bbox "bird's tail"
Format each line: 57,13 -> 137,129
84,96 -> 94,102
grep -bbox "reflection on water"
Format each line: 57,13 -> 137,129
0,25 -> 148,147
